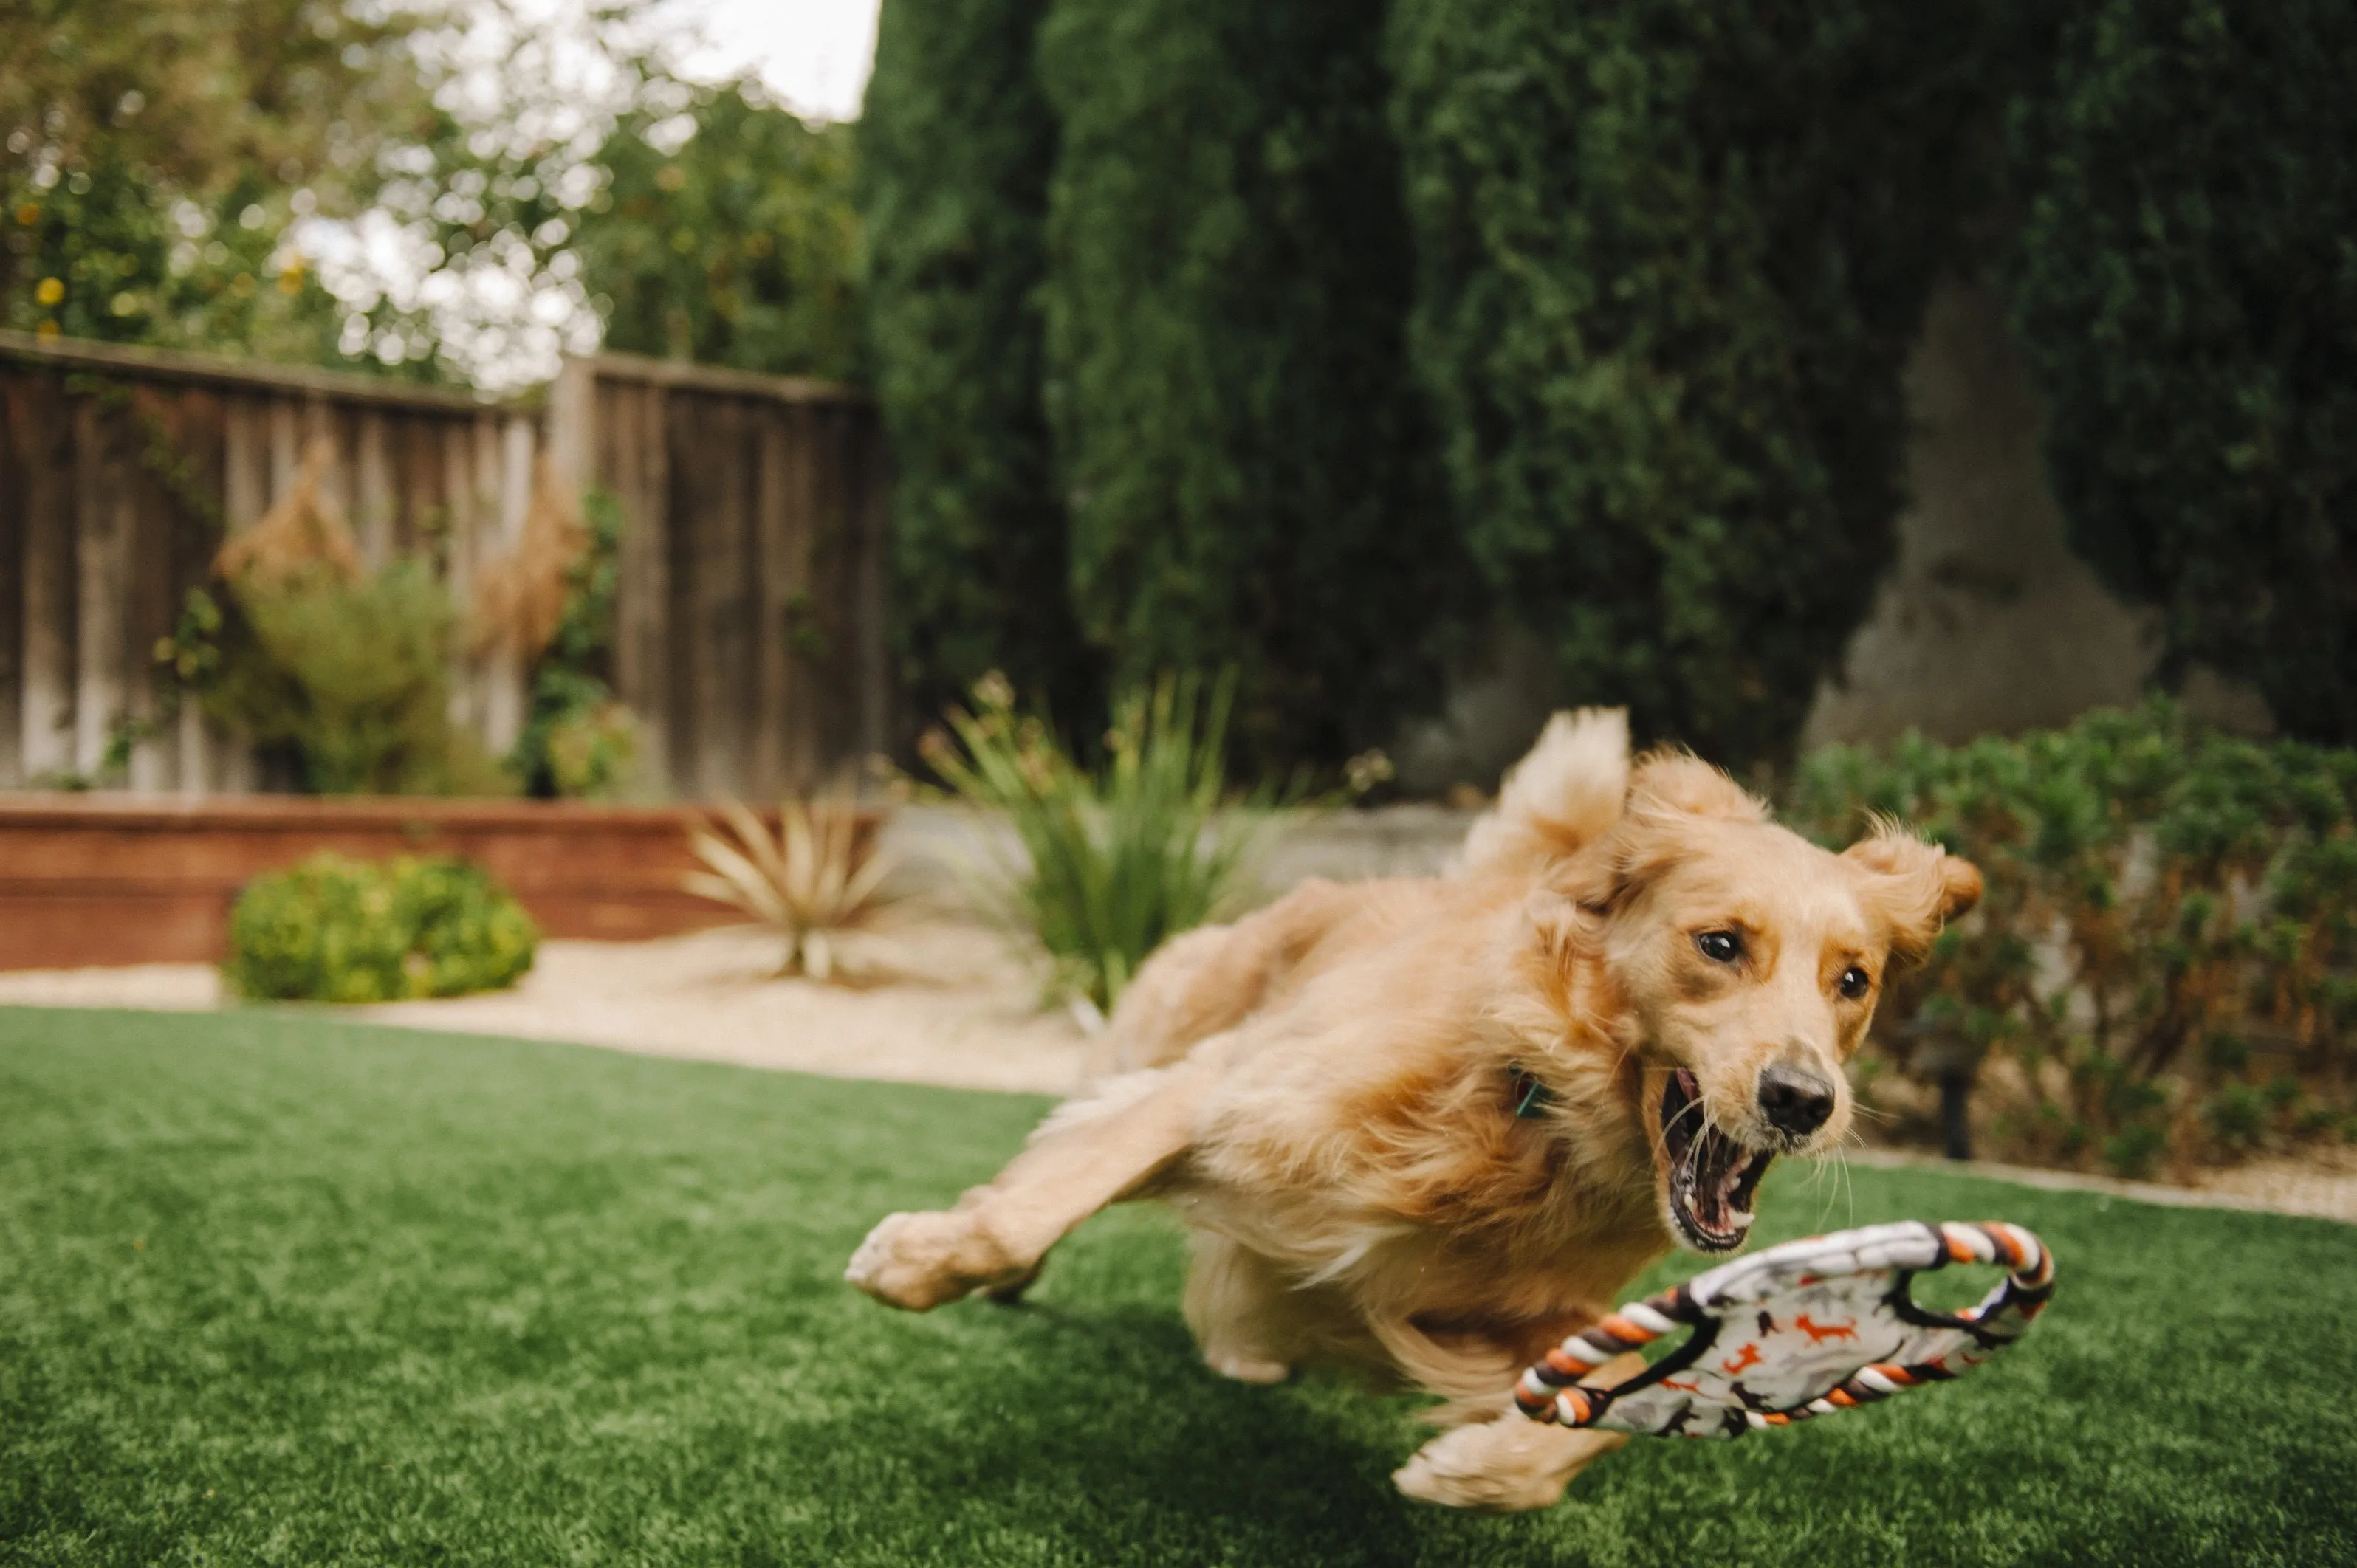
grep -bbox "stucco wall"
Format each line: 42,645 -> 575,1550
1801,278 -> 2163,750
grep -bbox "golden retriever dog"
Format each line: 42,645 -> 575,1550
846,709 -> 1980,1510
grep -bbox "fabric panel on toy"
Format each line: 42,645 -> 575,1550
1516,1220 -> 2054,1439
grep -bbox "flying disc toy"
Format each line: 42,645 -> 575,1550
1515,1220 -> 2054,1439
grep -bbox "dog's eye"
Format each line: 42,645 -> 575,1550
1695,930 -> 1743,963
1839,966 -> 1872,999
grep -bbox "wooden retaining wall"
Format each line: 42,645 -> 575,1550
0,331 -> 889,800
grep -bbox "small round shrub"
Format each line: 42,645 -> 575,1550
224,853 -> 539,1003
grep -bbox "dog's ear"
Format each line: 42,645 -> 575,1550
1562,751 -> 1766,910
1624,751 -> 1766,824
1843,830 -> 1982,963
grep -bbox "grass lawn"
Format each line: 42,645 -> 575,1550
3,1009 -> 2353,1567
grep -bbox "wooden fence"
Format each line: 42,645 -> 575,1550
563,353 -> 891,801
0,331 -> 888,799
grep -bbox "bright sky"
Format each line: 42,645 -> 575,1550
298,0 -> 885,390
680,0 -> 881,123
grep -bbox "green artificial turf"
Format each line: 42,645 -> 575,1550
2,1008 -> 2354,1567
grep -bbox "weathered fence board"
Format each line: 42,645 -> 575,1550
0,331 -> 888,800
561,351 -> 888,799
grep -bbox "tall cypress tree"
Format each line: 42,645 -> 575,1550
1387,0 -> 2013,768
859,0 -> 1095,727
2006,0 -> 2357,742
1037,0 -> 1466,768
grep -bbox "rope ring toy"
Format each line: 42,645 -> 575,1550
1516,1220 -> 2055,1439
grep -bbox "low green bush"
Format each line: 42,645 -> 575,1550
1788,699 -> 2357,1176
224,853 -> 539,1004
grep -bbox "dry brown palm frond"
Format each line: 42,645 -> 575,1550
215,437 -> 364,588
472,453 -> 587,659
683,794 -> 910,981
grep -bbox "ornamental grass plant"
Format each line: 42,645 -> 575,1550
920,672 -> 1284,1015
682,795 -> 910,983
1787,699 -> 2357,1176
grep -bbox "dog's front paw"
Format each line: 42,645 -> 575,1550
844,1210 -> 1023,1311
1393,1420 -> 1620,1513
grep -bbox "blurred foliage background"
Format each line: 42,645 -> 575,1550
0,0 -> 419,362
2005,0 -> 2357,750
5,0 -> 2354,774
1,1 -> 862,388
858,0 -> 1093,733
1788,699 -> 2357,1177
866,0 -> 2356,771
580,83 -> 861,381
1034,0 -> 1467,771
1387,0 -> 2020,769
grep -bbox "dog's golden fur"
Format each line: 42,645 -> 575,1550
847,710 -> 1980,1510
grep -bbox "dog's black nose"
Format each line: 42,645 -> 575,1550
1757,1065 -> 1836,1138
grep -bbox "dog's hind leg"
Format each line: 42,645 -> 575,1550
1183,1230 -> 1306,1384
845,1039 -> 1230,1312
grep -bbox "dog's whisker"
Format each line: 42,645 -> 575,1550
1646,1082 -> 1708,1169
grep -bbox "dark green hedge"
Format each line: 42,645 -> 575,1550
2004,0 -> 2357,745
858,0 -> 1097,727
862,0 -> 2354,774
1386,0 -> 2015,768
1037,0 -> 1468,768
1787,699 -> 2357,1172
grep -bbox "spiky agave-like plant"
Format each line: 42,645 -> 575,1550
682,796 -> 906,981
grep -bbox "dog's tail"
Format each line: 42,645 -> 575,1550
1458,708 -> 1630,878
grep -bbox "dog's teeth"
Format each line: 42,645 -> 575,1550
1727,1208 -> 1754,1226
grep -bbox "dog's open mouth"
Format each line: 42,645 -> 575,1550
1659,1069 -> 1773,1253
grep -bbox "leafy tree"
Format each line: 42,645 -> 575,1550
858,0 -> 1094,729
578,83 -> 862,381
1036,0 -> 1466,770
2004,0 -> 2357,743
0,0 -> 416,200
1387,0 -> 2020,768
1,0 -> 425,360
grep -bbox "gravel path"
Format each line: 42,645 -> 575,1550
0,918 -> 1090,1096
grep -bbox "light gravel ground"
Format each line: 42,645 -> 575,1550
0,918 -> 1091,1097
2,915 -> 2351,1220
